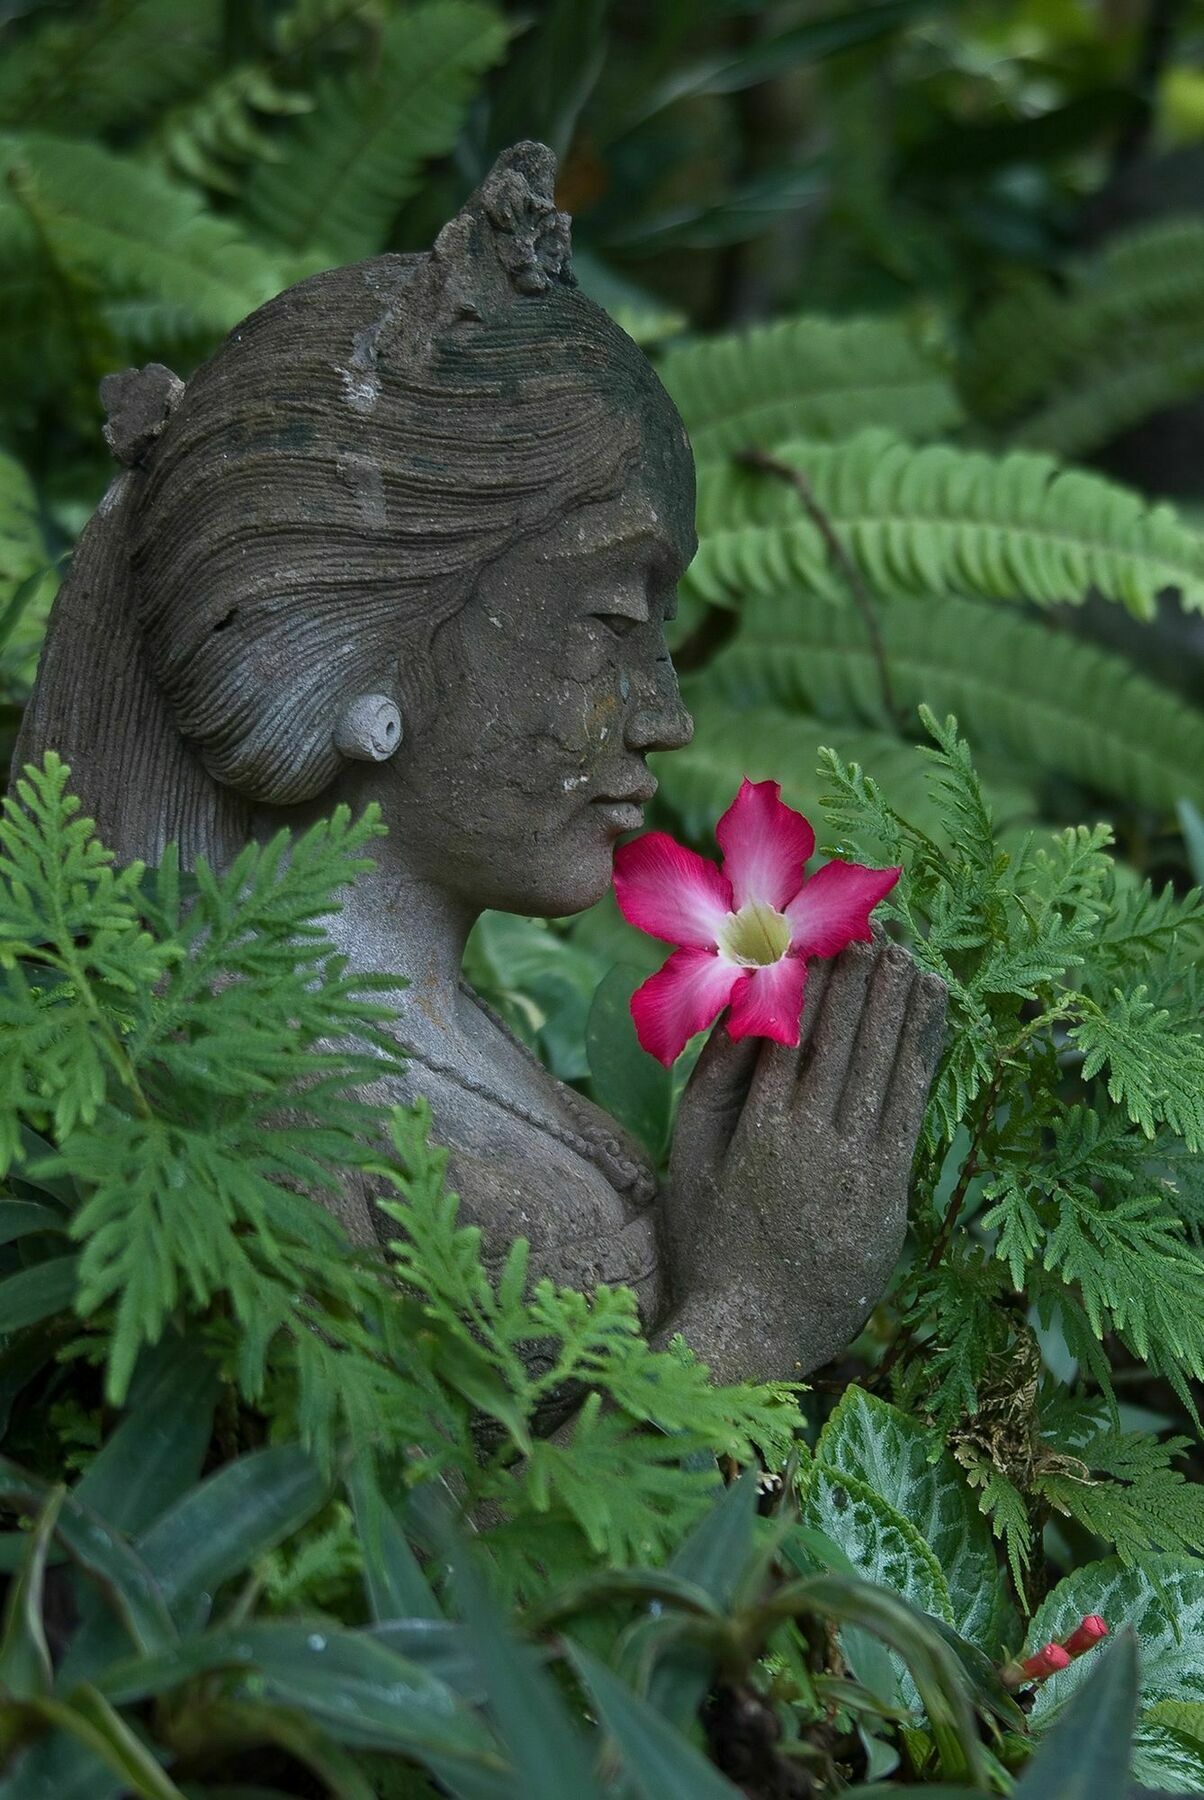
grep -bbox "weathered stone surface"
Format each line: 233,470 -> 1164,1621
13,142 -> 945,1383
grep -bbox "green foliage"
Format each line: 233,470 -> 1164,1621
689,430 -> 1204,620
241,1 -> 510,260
963,218 -> 1204,456
701,585 -> 1204,815
819,711 -> 1204,1589
659,314 -> 963,458
378,1100 -> 799,1581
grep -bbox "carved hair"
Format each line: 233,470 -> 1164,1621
16,143 -> 692,864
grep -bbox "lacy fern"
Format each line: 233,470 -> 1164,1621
820,712 -> 1204,1572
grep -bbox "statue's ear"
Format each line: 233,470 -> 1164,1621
100,362 -> 184,467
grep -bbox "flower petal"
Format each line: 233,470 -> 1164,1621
631,948 -> 745,1066
716,777 -> 816,911
614,832 -> 733,948
785,859 -> 901,957
726,953 -> 807,1048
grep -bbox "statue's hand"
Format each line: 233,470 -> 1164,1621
659,937 -> 946,1384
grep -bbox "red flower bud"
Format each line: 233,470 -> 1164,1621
1061,1615 -> 1108,1658
1020,1642 -> 1072,1680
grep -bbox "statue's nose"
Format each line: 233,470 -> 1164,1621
624,683 -> 694,754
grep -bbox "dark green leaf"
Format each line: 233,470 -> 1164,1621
566,1641 -> 744,1797
0,1255 -> 78,1331
585,964 -> 673,1160
1014,1630 -> 1139,1800
347,1458 -> 442,1623
0,1486 -> 61,1698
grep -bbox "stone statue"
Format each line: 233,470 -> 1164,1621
13,143 -> 945,1385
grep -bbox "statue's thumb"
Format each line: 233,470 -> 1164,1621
675,1016 -> 759,1169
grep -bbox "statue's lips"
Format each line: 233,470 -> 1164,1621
591,799 -> 646,835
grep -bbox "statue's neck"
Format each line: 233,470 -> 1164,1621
249,800 -> 478,1039
323,855 -> 478,1036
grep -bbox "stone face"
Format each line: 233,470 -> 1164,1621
13,141 -> 945,1383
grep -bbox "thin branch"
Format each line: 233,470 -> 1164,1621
737,446 -> 905,731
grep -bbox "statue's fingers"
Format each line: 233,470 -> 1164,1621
880,966 -> 948,1148
834,942 -> 916,1136
794,937 -> 875,1121
677,1017 -> 760,1167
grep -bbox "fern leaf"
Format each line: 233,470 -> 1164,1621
154,64 -> 314,195
659,688 -> 1039,851
242,1 -> 509,260
0,0 -> 220,134
0,133 -> 285,334
963,217 -> 1204,454
658,314 -> 962,458
702,585 -> 1204,812
688,430 -> 1204,618
1073,989 -> 1204,1152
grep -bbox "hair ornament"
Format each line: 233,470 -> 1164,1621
100,362 -> 184,468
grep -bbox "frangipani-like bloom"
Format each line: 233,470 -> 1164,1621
613,777 -> 901,1066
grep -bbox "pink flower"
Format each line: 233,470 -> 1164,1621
612,777 -> 901,1066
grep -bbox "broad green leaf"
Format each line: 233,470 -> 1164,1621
464,911 -> 607,1082
566,1642 -> 744,1798
1130,1723 -> 1204,1790
783,1525 -> 899,1709
0,1201 -> 66,1245
1013,1631 -> 1137,1800
443,1536 -> 604,1800
101,1622 -> 501,1763
0,1456 -> 175,1659
56,1446 -> 327,1691
1029,1556 -> 1204,1726
801,1464 -> 953,1627
1180,800 -> 1204,887
347,1459 -> 442,1623
139,1445 -> 330,1613
0,1486 -> 61,1698
813,1389 -> 1004,1648
630,1469 -> 760,1740
72,1335 -> 220,1537
25,1685 -> 188,1800
585,963 -> 674,1159
0,1254 -> 78,1331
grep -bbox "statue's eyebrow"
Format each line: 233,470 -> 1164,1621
535,523 -> 684,574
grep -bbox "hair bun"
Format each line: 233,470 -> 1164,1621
100,362 -> 184,467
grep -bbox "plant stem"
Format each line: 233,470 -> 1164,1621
737,447 -> 904,730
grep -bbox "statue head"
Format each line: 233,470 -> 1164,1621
18,143 -> 696,915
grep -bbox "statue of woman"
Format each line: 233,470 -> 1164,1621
14,144 -> 944,1384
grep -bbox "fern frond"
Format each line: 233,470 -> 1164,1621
688,430 -> 1204,618
1073,989 -> 1204,1152
153,64 -> 314,195
1037,1420 -> 1204,1568
659,688 -> 1038,850
241,1 -> 509,260
702,586 -> 1204,813
962,217 -> 1204,453
0,133 -> 285,334
658,315 -> 961,458
0,0 -> 220,133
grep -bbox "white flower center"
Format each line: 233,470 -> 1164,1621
717,900 -> 790,967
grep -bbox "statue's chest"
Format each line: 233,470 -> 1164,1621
360,1059 -> 664,1329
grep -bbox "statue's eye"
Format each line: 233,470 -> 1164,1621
592,612 -> 640,638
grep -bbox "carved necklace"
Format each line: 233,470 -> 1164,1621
392,980 -> 656,1207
